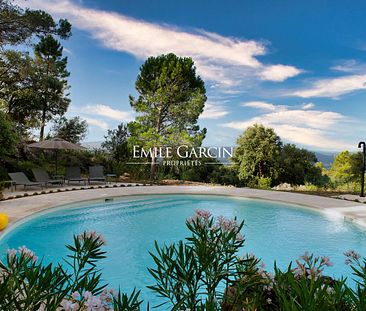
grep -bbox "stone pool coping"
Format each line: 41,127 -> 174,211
0,185 -> 365,235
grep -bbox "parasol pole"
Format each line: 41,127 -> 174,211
55,149 -> 58,175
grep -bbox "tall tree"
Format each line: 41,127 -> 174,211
0,50 -> 40,131
0,0 -> 71,46
0,110 -> 17,160
102,123 -> 130,161
329,151 -> 362,183
276,144 -> 322,185
48,116 -> 88,144
0,1 -> 71,136
233,124 -> 281,182
129,53 -> 207,179
34,35 -> 70,140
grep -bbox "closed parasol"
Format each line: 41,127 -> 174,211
28,138 -> 86,174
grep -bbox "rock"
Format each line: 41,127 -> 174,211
272,183 -> 293,191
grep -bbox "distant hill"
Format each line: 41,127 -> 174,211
314,152 -> 335,169
82,141 -> 103,149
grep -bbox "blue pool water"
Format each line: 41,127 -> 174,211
0,194 -> 365,305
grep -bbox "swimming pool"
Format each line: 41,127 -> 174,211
0,194 -> 365,305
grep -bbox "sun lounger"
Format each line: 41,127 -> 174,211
8,172 -> 43,190
66,166 -> 87,185
32,168 -> 64,187
89,165 -> 106,184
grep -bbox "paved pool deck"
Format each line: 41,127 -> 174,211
1,185 -> 366,235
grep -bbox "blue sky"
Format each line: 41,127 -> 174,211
17,0 -> 366,151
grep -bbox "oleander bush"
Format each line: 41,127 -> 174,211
3,211 -> 366,310
0,232 -> 141,310
148,211 -> 366,310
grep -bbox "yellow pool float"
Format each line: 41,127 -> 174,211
0,213 -> 9,230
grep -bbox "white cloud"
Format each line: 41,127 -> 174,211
241,101 -> 277,111
200,102 -> 229,119
69,104 -> 133,131
71,104 -> 133,121
221,102 -> 353,150
260,64 -> 302,82
331,59 -> 366,77
84,117 -> 108,130
331,59 -> 359,73
225,110 -> 343,130
85,104 -> 133,121
16,0 -> 301,91
291,74 -> 366,98
302,102 -> 315,109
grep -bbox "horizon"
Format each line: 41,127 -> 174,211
15,0 -> 366,152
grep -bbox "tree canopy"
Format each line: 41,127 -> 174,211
233,124 -> 282,182
329,151 -> 362,183
102,123 -> 130,161
232,124 -> 330,187
277,144 -> 322,185
0,110 -> 17,160
34,35 -> 71,140
0,1 -> 71,141
0,0 -> 71,46
48,116 -> 88,144
129,53 -> 207,179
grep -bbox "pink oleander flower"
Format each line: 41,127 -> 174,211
188,209 -> 212,225
299,251 -> 310,262
195,209 -> 211,219
83,291 -> 93,301
99,289 -> 113,304
293,266 -> 303,278
236,233 -> 245,242
18,246 -> 38,262
109,288 -> 117,298
264,284 -> 273,291
7,248 -> 17,260
260,262 -> 266,269
344,250 -> 361,264
71,291 -> 80,300
217,215 -> 239,232
321,256 -> 334,267
60,299 -> 79,311
267,272 -> 274,281
78,231 -> 107,245
84,295 -> 103,309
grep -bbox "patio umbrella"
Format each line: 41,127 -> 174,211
28,138 -> 86,175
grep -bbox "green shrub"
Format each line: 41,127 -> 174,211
0,232 -> 141,310
148,211 -> 366,310
335,181 -> 361,193
257,177 -> 272,189
209,166 -> 242,186
246,177 -> 259,188
273,253 -> 348,310
148,210 -> 245,309
296,182 -> 319,192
